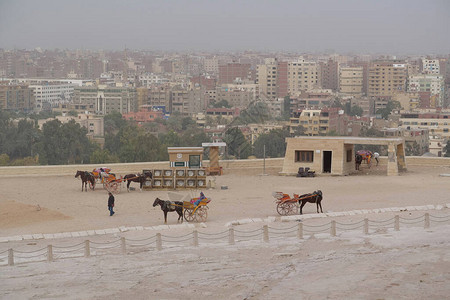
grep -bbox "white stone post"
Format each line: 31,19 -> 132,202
424,213 -> 430,229
228,228 -> 235,245
8,249 -> 14,266
297,223 -> 303,239
364,218 -> 369,235
193,230 -> 199,247
47,245 -> 53,262
84,240 -> 90,258
121,237 -> 126,255
263,225 -> 269,243
331,221 -> 336,237
156,233 -> 162,251
394,215 -> 400,231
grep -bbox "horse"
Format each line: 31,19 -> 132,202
297,190 -> 323,215
356,150 -> 372,168
153,197 -> 183,224
355,154 -> 363,170
75,170 -> 95,192
123,171 -> 152,192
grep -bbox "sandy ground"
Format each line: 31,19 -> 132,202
1,164 -> 450,299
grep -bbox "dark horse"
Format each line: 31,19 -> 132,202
75,170 -> 95,192
123,171 -> 152,192
153,197 -> 183,224
298,190 -> 323,215
355,154 -> 363,170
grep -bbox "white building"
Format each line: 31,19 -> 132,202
29,83 -> 75,110
287,58 -> 319,97
422,59 -> 440,75
408,74 -> 445,107
138,73 -> 170,87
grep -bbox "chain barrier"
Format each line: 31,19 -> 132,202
2,212 -> 450,267
368,217 -> 395,224
126,236 -> 156,243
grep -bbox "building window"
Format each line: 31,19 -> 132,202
295,150 -> 314,162
347,150 -> 352,162
189,155 -> 201,168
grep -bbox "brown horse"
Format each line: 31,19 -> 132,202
153,197 -> 183,224
124,171 -> 152,192
75,171 -> 95,192
297,190 -> 323,215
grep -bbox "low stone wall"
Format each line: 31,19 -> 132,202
0,156 -> 448,177
0,158 -> 285,177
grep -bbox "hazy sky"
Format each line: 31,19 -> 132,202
0,0 -> 449,54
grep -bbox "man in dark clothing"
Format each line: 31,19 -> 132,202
108,192 -> 115,216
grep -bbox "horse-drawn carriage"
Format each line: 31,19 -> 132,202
273,190 -> 323,215
153,192 -> 211,224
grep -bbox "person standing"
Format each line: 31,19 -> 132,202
373,152 -> 380,166
108,192 -> 115,216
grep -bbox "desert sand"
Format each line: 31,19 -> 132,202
1,163 -> 450,299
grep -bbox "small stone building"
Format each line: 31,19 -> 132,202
280,136 -> 407,176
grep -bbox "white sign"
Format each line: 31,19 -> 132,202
316,150 -> 321,153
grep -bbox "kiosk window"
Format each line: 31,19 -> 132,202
189,155 -> 201,168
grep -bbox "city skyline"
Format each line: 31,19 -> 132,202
0,0 -> 449,54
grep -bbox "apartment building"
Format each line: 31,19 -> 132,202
380,127 -> 429,156
368,61 -> 407,97
290,92 -> 333,111
256,59 -> 288,100
204,57 -> 219,75
319,59 -> 339,92
218,63 -> 251,84
72,85 -> 137,115
421,58 -> 440,75
215,87 -> 255,109
339,66 -> 364,96
28,83 -> 75,110
287,58 -> 319,97
289,107 -> 345,136
0,84 -> 35,111
408,74 -> 445,107
245,123 -> 285,144
399,110 -> 450,139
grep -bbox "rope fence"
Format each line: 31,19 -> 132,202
1,212 -> 450,267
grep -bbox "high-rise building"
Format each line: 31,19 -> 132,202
218,63 -> 251,84
421,58 -> 440,74
368,61 -> 407,97
287,58 -> 319,97
339,66 -> 363,96
72,85 -> 137,115
319,59 -> 339,92
0,84 -> 35,112
408,74 -> 445,107
29,83 -> 75,111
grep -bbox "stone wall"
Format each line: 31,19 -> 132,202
0,156 -> 449,177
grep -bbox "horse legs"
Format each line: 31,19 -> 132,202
140,180 -> 143,192
299,201 -> 306,215
127,180 -> 131,192
318,201 -> 323,213
164,210 -> 168,224
177,208 -> 183,223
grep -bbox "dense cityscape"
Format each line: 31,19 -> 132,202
1,48 -> 449,165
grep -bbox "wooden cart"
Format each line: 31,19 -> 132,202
183,198 -> 210,222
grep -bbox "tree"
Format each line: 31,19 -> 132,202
344,102 -> 363,117
104,111 -> 127,135
90,149 -> 120,164
253,129 -> 290,158
224,127 -> 252,159
376,100 -> 401,120
234,102 -> 270,125
444,140 -> 450,157
283,96 -> 291,120
212,99 -> 231,108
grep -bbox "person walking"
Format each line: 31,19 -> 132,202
108,192 -> 115,216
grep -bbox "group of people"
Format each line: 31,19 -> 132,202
355,150 -> 380,170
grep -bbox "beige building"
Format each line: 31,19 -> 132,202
368,61 -> 407,97
0,84 -> 35,112
281,136 -> 406,176
246,123 -> 284,144
256,58 -> 279,99
287,59 -> 319,96
339,66 -> 363,95
72,85 -> 137,115
392,92 -> 420,111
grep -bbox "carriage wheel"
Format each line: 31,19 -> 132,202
277,202 -> 297,216
184,208 -> 196,222
195,207 -> 208,222
109,182 -> 121,194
